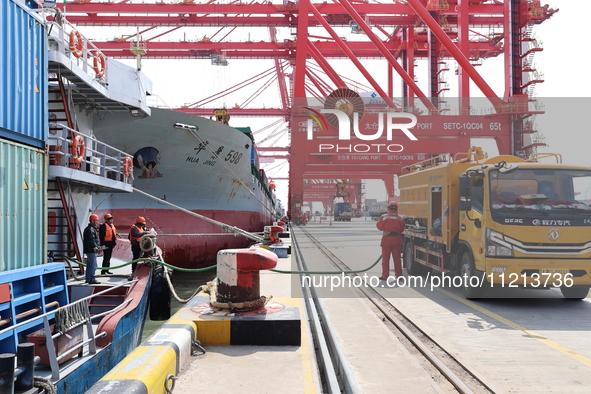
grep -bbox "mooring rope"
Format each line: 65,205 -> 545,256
133,187 -> 265,243
199,281 -> 271,312
55,300 -> 87,334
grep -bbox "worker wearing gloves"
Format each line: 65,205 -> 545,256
376,200 -> 406,280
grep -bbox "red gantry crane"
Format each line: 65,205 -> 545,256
60,0 -> 556,224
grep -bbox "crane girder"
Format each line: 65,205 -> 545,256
62,2 -> 507,19
87,40 -> 501,60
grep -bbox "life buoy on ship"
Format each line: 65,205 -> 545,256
269,181 -> 276,190
123,157 -> 133,178
69,30 -> 83,58
93,51 -> 106,78
70,135 -> 85,164
149,263 -> 171,321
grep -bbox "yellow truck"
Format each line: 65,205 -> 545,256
399,147 -> 591,299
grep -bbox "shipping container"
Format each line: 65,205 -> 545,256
0,139 -> 47,271
0,0 -> 48,149
250,145 -> 260,168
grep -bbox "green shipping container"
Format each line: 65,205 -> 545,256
0,139 -> 46,271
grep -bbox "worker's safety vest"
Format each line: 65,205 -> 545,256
103,223 -> 116,241
129,224 -> 145,242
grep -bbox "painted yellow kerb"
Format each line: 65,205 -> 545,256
103,346 -> 177,388
293,298 -> 320,393
165,315 -> 199,339
195,320 -> 231,345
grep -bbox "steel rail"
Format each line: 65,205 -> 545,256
296,226 -> 495,394
291,229 -> 359,393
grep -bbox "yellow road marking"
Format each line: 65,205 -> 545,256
295,298 -> 320,393
439,288 -> 591,368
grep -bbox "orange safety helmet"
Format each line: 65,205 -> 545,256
89,214 -> 99,221
136,216 -> 146,224
104,213 -> 113,220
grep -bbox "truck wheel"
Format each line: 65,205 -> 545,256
404,242 -> 425,276
460,251 -> 484,299
560,285 -> 589,300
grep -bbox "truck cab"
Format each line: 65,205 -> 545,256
400,149 -> 591,299
334,202 -> 353,221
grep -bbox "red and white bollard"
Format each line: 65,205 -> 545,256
216,248 -> 278,304
264,225 -> 285,243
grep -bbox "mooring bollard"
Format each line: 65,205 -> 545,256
15,343 -> 36,391
0,353 -> 15,393
263,225 -> 285,243
216,248 -> 278,304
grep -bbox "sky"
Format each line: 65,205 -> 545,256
76,1 -> 591,208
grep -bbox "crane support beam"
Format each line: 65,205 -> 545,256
406,0 -> 505,110
88,40 -> 501,59
308,4 -> 397,109
61,2 -> 509,19
333,0 -> 436,114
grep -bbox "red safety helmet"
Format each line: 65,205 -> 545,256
89,214 -> 99,221
104,213 -> 113,220
387,199 -> 398,210
136,216 -> 146,224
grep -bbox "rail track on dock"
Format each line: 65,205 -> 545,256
292,225 -> 495,394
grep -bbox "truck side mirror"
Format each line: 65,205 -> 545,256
458,174 -> 471,197
459,199 -> 471,211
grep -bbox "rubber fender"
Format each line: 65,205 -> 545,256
149,263 -> 171,321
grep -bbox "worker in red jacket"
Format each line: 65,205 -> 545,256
376,200 -> 406,280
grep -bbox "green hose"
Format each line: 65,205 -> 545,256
58,254 -> 382,275
269,255 -> 382,275
58,255 -> 216,273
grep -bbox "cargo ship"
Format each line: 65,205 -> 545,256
93,107 -> 281,268
1,1 -> 154,391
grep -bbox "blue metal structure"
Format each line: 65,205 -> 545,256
0,0 -> 48,148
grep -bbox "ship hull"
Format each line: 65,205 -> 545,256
94,107 -> 276,268
98,208 -> 269,268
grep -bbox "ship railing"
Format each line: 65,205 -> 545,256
31,3 -> 107,81
0,281 -> 135,381
48,123 -> 134,184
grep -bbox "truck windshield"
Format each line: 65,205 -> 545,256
488,168 -> 591,226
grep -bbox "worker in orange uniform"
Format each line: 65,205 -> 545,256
376,200 -> 406,280
129,216 -> 149,276
99,213 -> 117,275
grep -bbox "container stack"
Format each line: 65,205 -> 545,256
0,0 -> 48,271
